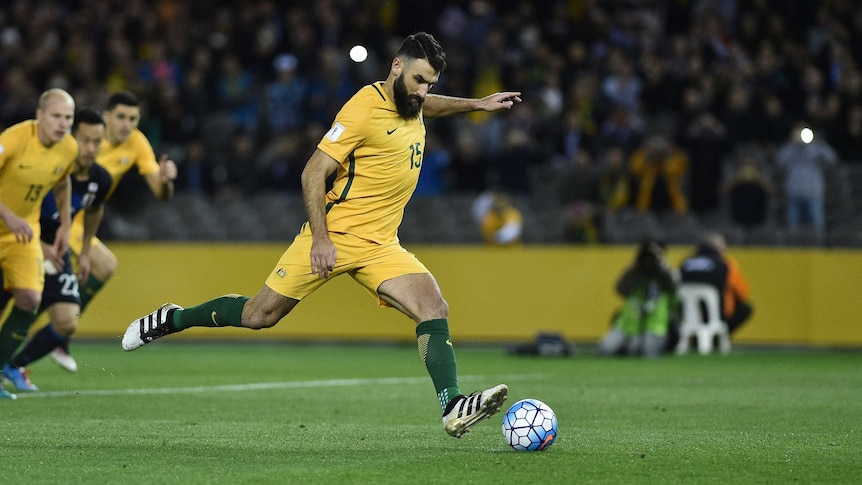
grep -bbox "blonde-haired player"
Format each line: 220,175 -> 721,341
0,89 -> 77,400
1,107 -> 113,392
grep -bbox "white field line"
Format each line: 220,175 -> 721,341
16,374 -> 546,399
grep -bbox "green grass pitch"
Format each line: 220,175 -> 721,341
2,342 -> 860,484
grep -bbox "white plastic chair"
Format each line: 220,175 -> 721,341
675,283 -> 731,355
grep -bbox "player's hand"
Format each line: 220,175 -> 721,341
159,154 -> 178,182
309,237 -> 337,279
41,241 -> 64,275
478,92 -> 522,112
53,225 -> 70,261
77,253 -> 91,283
2,212 -> 33,243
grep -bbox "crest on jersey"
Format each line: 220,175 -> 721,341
120,157 -> 130,165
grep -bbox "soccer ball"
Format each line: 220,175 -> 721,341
501,398 -> 558,451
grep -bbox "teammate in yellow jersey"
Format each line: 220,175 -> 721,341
49,91 -> 177,372
123,32 -> 520,437
0,89 -> 77,400
1,107 -> 114,393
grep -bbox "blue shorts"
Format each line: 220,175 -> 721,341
40,251 -> 80,311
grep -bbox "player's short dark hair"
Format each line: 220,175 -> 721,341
397,32 -> 447,73
72,106 -> 104,134
106,91 -> 140,111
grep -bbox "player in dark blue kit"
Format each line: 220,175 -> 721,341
1,107 -> 112,393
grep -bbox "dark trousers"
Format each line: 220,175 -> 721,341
727,300 -> 753,334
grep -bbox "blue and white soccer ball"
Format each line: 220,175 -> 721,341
502,398 -> 558,451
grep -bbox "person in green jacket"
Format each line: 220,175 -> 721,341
598,237 -> 679,358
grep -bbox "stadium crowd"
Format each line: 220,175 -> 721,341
1,0 -> 861,243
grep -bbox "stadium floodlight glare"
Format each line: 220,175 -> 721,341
350,45 -> 368,63
800,127 -> 814,144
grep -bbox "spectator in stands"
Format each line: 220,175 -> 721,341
721,83 -> 758,148
601,50 -> 642,113
556,151 -> 600,243
629,134 -> 689,214
215,53 -> 258,135
599,106 -> 644,154
451,129 -> 490,192
597,238 -> 679,358
413,132 -> 451,197
262,53 -> 308,140
679,232 -> 752,335
175,138 -> 216,195
639,51 -> 680,118
496,125 -> 537,195
722,155 -> 774,231
833,104 -> 862,162
756,95 -> 792,148
595,146 -> 631,214
679,101 -> 729,215
477,192 -> 523,246
4,0 -> 862,246
774,122 -> 838,235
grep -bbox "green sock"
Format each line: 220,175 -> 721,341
172,294 -> 249,330
0,306 -> 38,368
78,275 -> 105,312
416,318 -> 462,413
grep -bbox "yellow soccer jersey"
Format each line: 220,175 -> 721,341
317,82 -> 426,244
98,129 -> 159,198
0,120 -> 77,236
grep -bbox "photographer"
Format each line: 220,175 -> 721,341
597,238 -> 680,358
679,232 -> 752,335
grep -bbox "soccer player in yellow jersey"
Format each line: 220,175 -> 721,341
51,91 -> 177,372
1,107 -> 114,393
123,32 -> 521,437
0,89 -> 76,400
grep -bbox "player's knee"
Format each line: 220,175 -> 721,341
244,314 -> 279,330
13,293 -> 41,313
101,251 -> 118,278
241,307 -> 282,330
417,297 -> 448,321
435,298 -> 449,318
53,318 -> 78,336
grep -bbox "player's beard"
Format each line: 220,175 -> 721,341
393,74 -> 423,120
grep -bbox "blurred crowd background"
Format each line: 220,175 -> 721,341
2,0 -> 862,246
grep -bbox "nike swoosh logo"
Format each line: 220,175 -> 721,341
386,127 -> 398,135
12,333 -> 26,341
445,339 -> 452,347
537,433 -> 555,450
18,165 -> 33,169
211,311 -> 220,326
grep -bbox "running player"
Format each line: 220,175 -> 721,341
48,91 -> 177,372
1,107 -> 113,392
123,32 -> 520,437
0,89 -> 77,400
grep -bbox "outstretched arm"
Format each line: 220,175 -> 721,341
423,91 -> 522,118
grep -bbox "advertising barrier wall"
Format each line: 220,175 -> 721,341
70,243 -> 862,347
